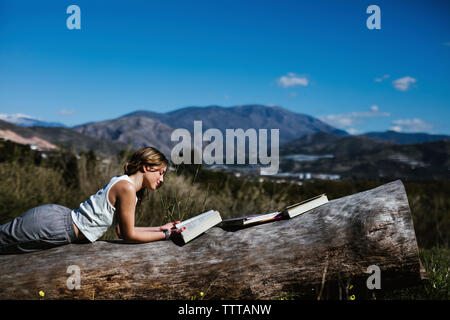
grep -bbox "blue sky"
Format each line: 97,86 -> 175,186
0,0 -> 449,134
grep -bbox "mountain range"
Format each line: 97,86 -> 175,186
73,105 -> 348,151
0,104 -> 449,181
3,104 -> 348,156
3,105 -> 448,148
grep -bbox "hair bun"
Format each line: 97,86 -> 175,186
123,161 -> 131,174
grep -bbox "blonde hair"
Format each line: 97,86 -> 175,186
123,146 -> 169,204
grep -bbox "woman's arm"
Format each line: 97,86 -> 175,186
115,226 -> 178,239
115,225 -> 160,238
114,183 -> 182,242
136,226 -> 164,232
115,183 -> 167,243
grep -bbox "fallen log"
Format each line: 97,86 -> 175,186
0,179 -> 424,299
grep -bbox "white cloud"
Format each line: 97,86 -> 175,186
57,109 -> 75,115
319,106 -> 390,129
374,74 -> 390,82
389,118 -> 433,133
443,42 -> 450,47
392,76 -> 417,91
320,114 -> 354,128
277,72 -> 309,88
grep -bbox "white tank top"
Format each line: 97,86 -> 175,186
71,175 -> 137,242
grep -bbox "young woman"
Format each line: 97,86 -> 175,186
0,146 -> 184,254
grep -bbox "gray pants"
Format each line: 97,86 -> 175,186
0,204 -> 78,254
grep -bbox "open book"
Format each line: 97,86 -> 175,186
175,210 -> 222,243
220,193 -> 328,227
219,211 -> 283,227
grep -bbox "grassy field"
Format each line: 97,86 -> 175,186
0,143 -> 448,300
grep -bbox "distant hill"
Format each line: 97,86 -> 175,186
73,116 -> 175,157
362,130 -> 450,145
279,131 -> 450,181
0,120 -> 130,156
122,105 -> 348,144
71,104 -> 348,160
0,114 -> 67,128
280,132 -> 395,157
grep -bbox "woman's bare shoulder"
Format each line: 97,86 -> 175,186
110,179 -> 136,202
114,179 -> 135,191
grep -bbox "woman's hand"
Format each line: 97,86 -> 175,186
159,221 -> 180,231
159,221 -> 185,239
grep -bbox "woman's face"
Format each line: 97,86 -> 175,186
143,164 -> 167,191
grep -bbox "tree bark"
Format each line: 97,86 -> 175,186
0,179 -> 423,299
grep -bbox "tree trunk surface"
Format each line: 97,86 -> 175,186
0,179 -> 423,299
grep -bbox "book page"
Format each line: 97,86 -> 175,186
176,210 -> 217,229
176,210 -> 222,243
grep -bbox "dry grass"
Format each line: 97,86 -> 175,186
0,151 -> 448,299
